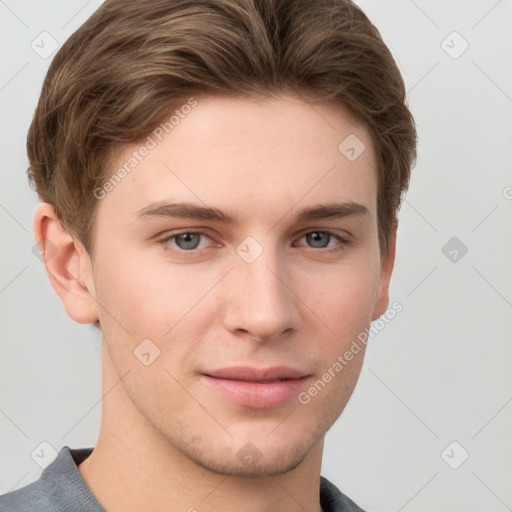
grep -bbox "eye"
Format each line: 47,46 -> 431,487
296,230 -> 348,251
161,231 -> 213,252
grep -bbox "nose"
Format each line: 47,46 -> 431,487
222,247 -> 302,342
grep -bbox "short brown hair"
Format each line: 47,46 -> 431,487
27,0 -> 417,257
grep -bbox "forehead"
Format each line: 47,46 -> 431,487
99,94 -> 378,223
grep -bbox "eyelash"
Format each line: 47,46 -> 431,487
158,229 -> 350,258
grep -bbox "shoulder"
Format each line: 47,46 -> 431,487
0,479 -> 52,511
0,446 -> 100,512
320,475 -> 369,512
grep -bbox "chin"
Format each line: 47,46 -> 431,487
186,442 -> 310,478
171,422 -> 324,478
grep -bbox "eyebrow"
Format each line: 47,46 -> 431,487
136,201 -> 369,224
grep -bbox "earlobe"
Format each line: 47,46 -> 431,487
371,221 -> 397,322
33,203 -> 99,324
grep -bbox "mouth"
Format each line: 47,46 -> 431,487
200,366 -> 310,409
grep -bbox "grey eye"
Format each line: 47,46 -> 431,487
174,233 -> 202,250
305,232 -> 331,248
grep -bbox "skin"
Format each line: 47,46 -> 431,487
34,93 -> 396,512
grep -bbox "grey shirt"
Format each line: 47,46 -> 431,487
0,446 -> 367,511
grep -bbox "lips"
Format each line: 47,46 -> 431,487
203,366 -> 308,381
200,366 -> 310,409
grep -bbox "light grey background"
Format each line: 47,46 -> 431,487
1,1 -> 511,511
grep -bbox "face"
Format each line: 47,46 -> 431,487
77,94 -> 394,476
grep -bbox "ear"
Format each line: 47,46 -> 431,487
371,221 -> 397,321
33,203 -> 99,324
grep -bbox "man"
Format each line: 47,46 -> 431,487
0,0 -> 417,510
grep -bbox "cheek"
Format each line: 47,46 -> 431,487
299,266 -> 375,413
300,256 -> 380,330
94,246 -> 207,334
